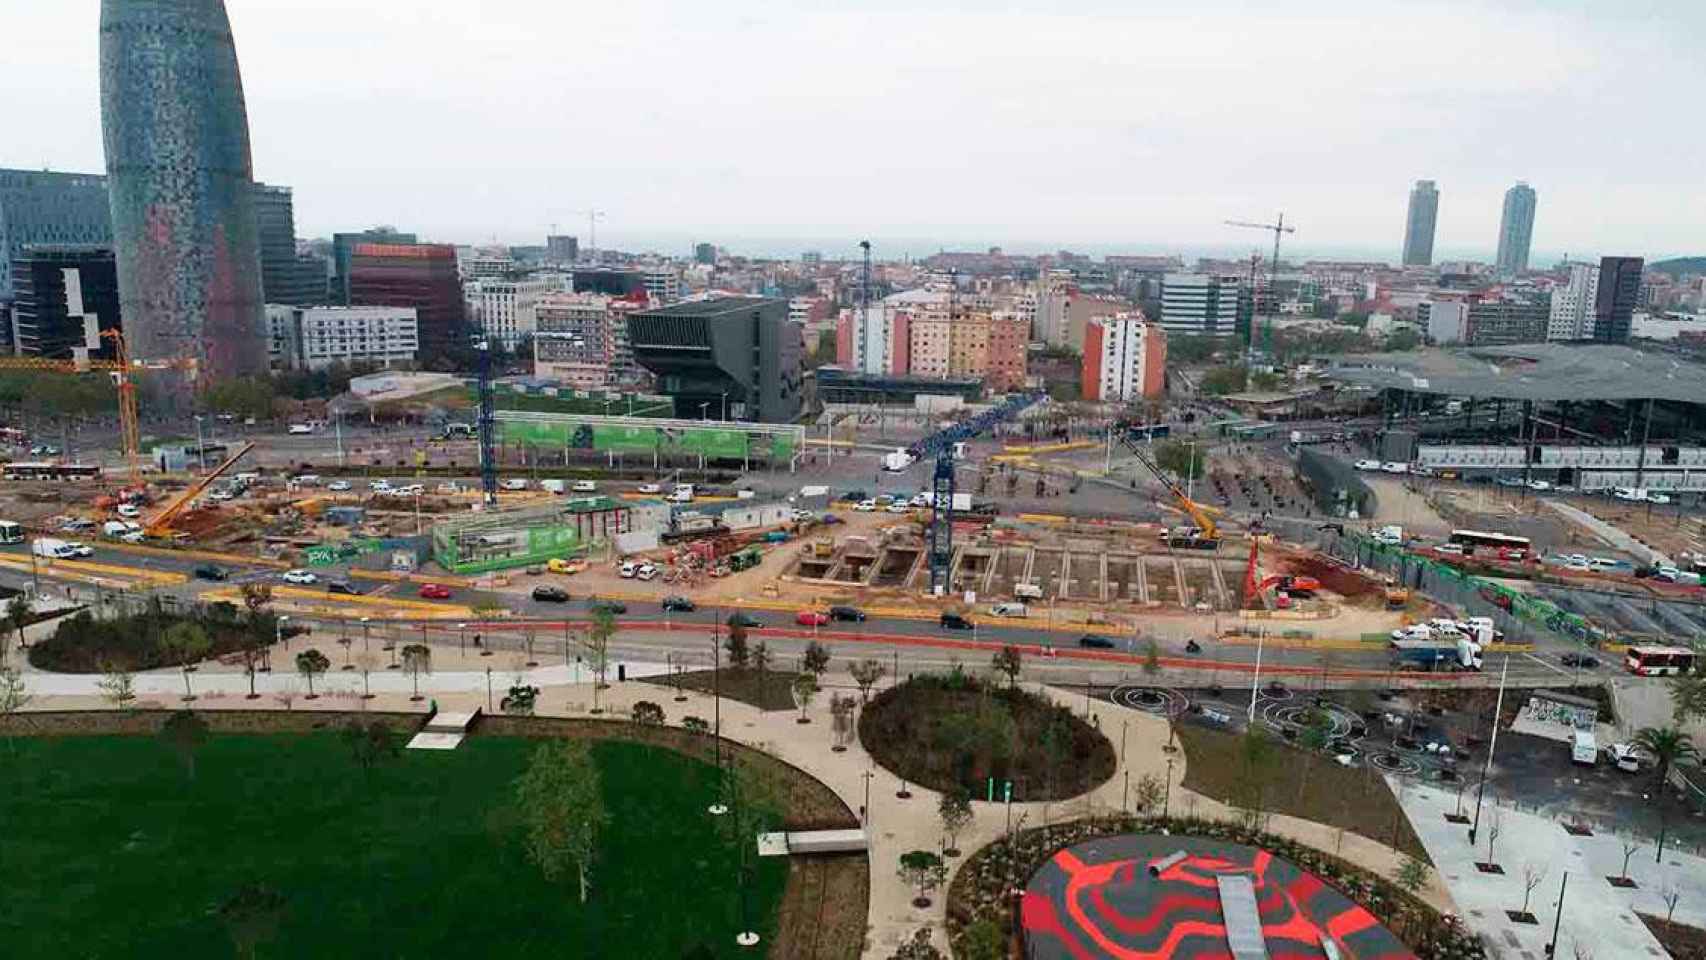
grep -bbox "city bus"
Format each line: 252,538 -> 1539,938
1,462 -> 101,482
1625,645 -> 1696,677
1447,529 -> 1533,559
0,521 -> 23,544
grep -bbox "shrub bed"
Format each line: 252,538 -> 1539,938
858,673 -> 1115,801
946,814 -> 1486,960
27,605 -> 275,673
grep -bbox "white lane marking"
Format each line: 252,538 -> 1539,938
1523,652 -> 1571,677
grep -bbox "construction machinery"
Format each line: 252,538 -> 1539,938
1119,433 -> 1222,549
143,441 -> 254,539
1225,213 -> 1296,364
903,391 -> 1045,592
1240,539 -> 1320,609
0,329 -> 145,487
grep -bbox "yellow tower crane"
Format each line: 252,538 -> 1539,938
0,330 -> 144,487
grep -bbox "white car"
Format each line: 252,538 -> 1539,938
1353,459 -> 1381,471
792,509 -> 815,522
885,501 -> 911,514
65,542 -> 94,558
500,478 -> 528,491
208,489 -> 234,502
1655,565 -> 1682,583
120,531 -> 146,544
396,484 -> 425,496
636,562 -> 659,581
637,483 -> 662,494
854,499 -> 877,512
1434,543 -> 1465,555
572,480 -> 597,493
327,480 -> 352,491
1649,493 -> 1672,505
369,480 -> 392,492
291,474 -> 321,486
1527,480 -> 1552,492
618,561 -> 638,579
282,569 -> 317,585
116,504 -> 141,519
1380,462 -> 1410,474
435,481 -> 461,494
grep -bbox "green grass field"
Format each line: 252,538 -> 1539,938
1,733 -> 786,958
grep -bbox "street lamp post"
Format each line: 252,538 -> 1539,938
194,415 -> 207,471
1544,871 -> 1569,957
700,402 -> 710,422
360,616 -> 371,656
458,621 -> 468,658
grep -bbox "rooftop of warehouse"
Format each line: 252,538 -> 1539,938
1320,342 -> 1706,402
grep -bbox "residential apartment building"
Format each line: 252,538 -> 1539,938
1593,256 -> 1643,344
1082,313 -> 1166,402
1421,301 -> 1470,344
1494,182 -> 1537,276
546,235 -> 578,263
265,304 -> 418,370
1547,263 -> 1600,341
7,246 -> 120,360
641,266 -> 681,304
0,168 -> 113,303
533,292 -> 615,388
463,275 -> 555,352
1402,180 -> 1439,267
1160,274 -> 1242,336
463,254 -> 515,279
1465,297 -> 1550,346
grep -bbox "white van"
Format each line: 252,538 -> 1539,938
618,561 -> 639,579
1571,729 -> 1598,766
287,423 -> 314,435
32,538 -> 77,560
540,479 -> 566,495
291,474 -> 321,486
500,478 -> 528,491
669,484 -> 695,503
1013,583 -> 1044,600
990,602 -> 1029,618
571,480 -> 596,493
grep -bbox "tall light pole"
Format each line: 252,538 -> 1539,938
1469,656 -> 1510,845
194,415 -> 207,471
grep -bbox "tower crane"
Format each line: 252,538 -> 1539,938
0,329 -> 145,488
1225,213 -> 1296,362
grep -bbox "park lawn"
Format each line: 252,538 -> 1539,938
0,733 -> 785,959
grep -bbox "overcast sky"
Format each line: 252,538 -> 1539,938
7,0 -> 1705,262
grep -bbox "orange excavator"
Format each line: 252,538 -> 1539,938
143,441 -> 254,539
1242,539 -> 1321,609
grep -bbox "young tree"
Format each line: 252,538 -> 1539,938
891,928 -> 946,960
161,621 -> 211,702
830,693 -> 858,751
96,658 -> 136,710
0,665 -> 30,754
1393,856 -> 1430,895
682,715 -> 710,734
513,739 -> 608,904
588,606 -> 615,689
792,673 -> 816,723
752,640 -> 773,702
354,652 -> 379,702
631,700 -> 664,725
1661,883 -> 1682,922
218,882 -> 287,960
1634,726 -> 1699,790
7,593 -> 33,650
401,643 -> 432,701
1484,808 -> 1503,867
159,708 -> 209,780
849,658 -> 886,703
340,719 -> 401,783
801,641 -> 832,686
1518,862 -> 1547,917
724,621 -> 750,669
1142,637 -> 1162,677
991,645 -> 1023,689
896,850 -> 949,908
239,581 -> 274,617
295,648 -> 330,699
938,790 -> 973,857
1132,773 -> 1165,816
1619,836 -> 1642,883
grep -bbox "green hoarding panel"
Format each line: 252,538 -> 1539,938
675,428 -> 747,459
527,526 -> 581,555
592,425 -> 662,453
771,434 -> 794,460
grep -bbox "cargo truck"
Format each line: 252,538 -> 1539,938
1390,636 -> 1483,671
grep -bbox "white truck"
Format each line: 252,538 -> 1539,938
882,449 -> 916,472
32,537 -> 78,560
1374,525 -> 1404,546
1571,729 -> 1598,766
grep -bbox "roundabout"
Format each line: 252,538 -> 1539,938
1021,834 -> 1414,959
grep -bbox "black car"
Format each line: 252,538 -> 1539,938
727,612 -> 763,628
1078,634 -> 1116,649
939,612 -> 973,631
841,490 -> 868,503
532,586 -> 570,603
327,580 -> 362,596
829,605 -> 866,622
193,564 -> 227,582
661,596 -> 696,613
589,599 -> 627,615
1561,652 -> 1601,669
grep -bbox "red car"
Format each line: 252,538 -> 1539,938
417,583 -> 452,599
795,610 -> 830,627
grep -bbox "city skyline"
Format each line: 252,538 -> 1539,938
7,2 -> 1705,261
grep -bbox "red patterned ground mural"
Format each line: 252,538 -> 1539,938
1021,835 -> 1415,959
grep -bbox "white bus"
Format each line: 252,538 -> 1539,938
1625,645 -> 1695,677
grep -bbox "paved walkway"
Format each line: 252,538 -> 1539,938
1401,778 -> 1706,960
8,617 -> 1454,956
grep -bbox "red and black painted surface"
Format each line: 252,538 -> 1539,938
1021,835 -> 1415,959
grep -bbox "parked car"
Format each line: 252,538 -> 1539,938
939,612 -> 974,631
547,557 -> 587,575
281,569 -> 317,585
1434,543 -> 1465,555
327,580 -> 362,596
1526,480 -> 1552,491
572,480 -> 597,493
1380,462 -> 1410,474
435,481 -> 462,495
1495,477 -> 1525,488
885,502 -> 911,514
327,480 -> 352,491
795,610 -> 830,626
726,611 -> 763,628
194,564 -> 228,581
854,499 -> 878,512
500,478 -> 528,491
619,561 -> 639,578
635,562 -> 659,581
116,504 -> 141,519
661,596 -> 696,612
829,605 -> 866,622
1078,634 -> 1117,649
417,583 -> 453,599
1353,460 -> 1381,471
531,585 -> 570,603
637,483 -> 662,494
589,599 -> 627,615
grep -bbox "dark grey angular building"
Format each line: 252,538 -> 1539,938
628,297 -> 802,423
100,0 -> 267,380
7,246 -> 122,360
0,168 -> 114,303
253,183 -> 327,305
1593,256 -> 1643,344
1401,179 -> 1438,267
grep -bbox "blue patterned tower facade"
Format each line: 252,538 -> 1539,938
100,0 -> 267,381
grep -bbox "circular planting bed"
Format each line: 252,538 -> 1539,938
858,674 -> 1115,801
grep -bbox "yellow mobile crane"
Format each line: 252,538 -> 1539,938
1122,437 -> 1223,549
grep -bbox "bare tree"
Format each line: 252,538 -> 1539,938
1519,863 -> 1547,916
0,665 -> 31,754
830,693 -> 857,751
849,659 -> 885,703
1661,883 -> 1682,923
96,658 -> 136,710
1620,836 -> 1642,883
1484,809 -> 1503,867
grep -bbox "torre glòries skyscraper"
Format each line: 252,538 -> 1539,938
100,0 -> 267,382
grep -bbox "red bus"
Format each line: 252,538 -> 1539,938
1626,645 -> 1695,677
